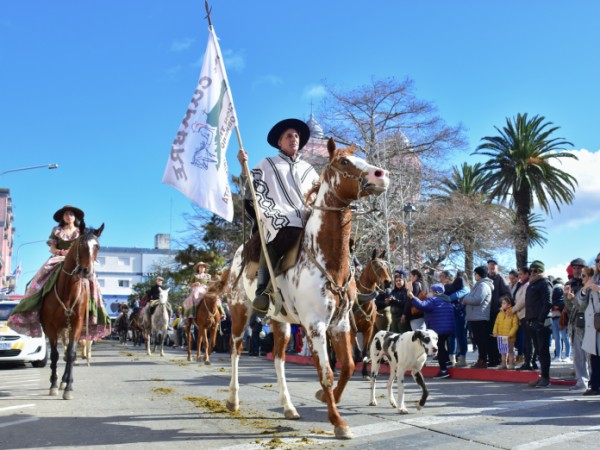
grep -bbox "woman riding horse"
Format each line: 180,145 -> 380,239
8,205 -> 110,340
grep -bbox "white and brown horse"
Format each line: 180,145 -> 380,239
224,139 -> 388,439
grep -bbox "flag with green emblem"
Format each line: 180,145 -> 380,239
163,27 -> 238,221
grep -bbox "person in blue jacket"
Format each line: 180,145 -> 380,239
409,283 -> 456,379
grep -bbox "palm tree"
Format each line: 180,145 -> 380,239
475,113 -> 577,268
435,162 -> 490,281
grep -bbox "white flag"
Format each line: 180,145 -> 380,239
162,28 -> 238,222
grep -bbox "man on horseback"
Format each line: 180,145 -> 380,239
146,277 -> 172,320
237,118 -> 319,316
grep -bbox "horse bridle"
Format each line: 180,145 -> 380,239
310,157 -> 373,213
61,237 -> 95,278
357,258 -> 391,294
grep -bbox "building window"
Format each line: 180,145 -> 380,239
96,256 -> 105,265
118,280 -> 130,288
117,257 -> 130,266
97,279 -> 105,288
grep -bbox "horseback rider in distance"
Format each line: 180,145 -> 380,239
147,276 -> 172,319
237,118 -> 319,317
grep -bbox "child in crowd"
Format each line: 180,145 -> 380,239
493,295 -> 519,369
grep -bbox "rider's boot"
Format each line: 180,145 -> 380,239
253,268 -> 270,317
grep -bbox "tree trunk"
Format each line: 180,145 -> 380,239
514,188 -> 531,270
464,240 -> 474,287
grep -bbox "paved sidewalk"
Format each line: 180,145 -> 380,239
270,344 -> 578,385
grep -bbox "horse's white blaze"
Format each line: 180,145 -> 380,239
87,238 -> 98,274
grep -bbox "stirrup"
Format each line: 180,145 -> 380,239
252,292 -> 270,317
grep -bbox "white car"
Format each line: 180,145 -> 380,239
0,300 -> 48,367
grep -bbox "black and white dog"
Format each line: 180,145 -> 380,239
364,329 -> 438,414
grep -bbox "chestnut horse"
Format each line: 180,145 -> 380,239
186,281 -> 224,364
352,249 -> 392,378
224,139 -> 388,439
40,224 -> 104,400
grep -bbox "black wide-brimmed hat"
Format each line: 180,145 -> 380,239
53,205 -> 84,223
267,118 -> 310,150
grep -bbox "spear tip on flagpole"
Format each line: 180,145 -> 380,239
204,0 -> 213,28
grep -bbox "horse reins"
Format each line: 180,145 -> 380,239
53,278 -> 88,336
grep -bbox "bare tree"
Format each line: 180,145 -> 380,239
318,76 -> 466,268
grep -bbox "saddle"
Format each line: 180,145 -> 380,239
242,228 -> 304,281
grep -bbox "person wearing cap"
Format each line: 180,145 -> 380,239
146,276 -> 173,320
8,205 -> 111,340
408,283 -> 456,379
486,258 -> 511,368
524,260 -> 553,388
563,257 -> 590,390
237,118 -> 319,316
462,265 -> 494,369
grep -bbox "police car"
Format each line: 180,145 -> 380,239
0,300 -> 48,367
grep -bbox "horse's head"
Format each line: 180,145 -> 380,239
362,249 -> 392,291
64,223 -> 104,280
323,138 -> 389,203
159,287 -> 170,304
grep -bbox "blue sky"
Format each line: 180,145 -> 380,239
1,1 -> 599,292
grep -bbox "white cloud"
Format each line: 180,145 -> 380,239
222,49 -> 245,71
165,65 -> 182,76
544,148 -> 600,228
303,84 -> 326,99
544,261 -> 570,279
171,37 -> 195,52
252,75 -> 283,90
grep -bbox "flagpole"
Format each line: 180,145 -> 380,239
204,1 -> 280,313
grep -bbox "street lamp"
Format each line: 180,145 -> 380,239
0,164 -> 59,176
403,202 -> 417,268
7,240 -> 48,294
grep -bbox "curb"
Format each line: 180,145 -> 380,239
266,353 -> 576,386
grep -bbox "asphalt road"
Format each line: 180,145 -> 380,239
1,341 -> 599,449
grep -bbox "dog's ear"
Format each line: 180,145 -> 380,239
412,330 -> 421,342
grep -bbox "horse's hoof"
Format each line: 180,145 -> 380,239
225,400 -> 238,412
63,391 -> 74,400
284,409 -> 300,420
368,400 -> 377,406
398,408 -> 409,415
315,389 -> 325,403
204,360 -> 211,366
49,388 -> 59,396
187,356 -> 192,362
59,382 -> 67,390
334,426 -> 353,440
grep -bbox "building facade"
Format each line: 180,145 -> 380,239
0,189 -> 15,292
95,234 -> 176,318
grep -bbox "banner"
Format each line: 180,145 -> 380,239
162,28 -> 238,222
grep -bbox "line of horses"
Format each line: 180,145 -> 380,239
38,140 -> 398,440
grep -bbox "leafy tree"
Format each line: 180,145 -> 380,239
475,113 -> 577,268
